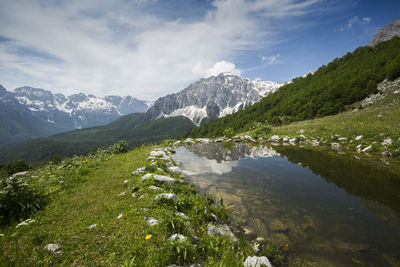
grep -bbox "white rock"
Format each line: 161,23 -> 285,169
355,135 -> 363,141
196,138 -> 210,143
299,135 -> 307,140
124,180 -> 129,184
146,217 -> 159,226
168,166 -> 182,174
148,185 -> 162,191
282,137 -> 289,142
155,193 -> 178,202
150,150 -> 167,157
117,214 -> 123,219
362,145 -> 372,152
244,256 -> 272,267
176,212 -> 189,219
88,224 -> 97,229
289,138 -> 297,143
118,192 -> 126,197
331,143 -> 341,150
185,138 -> 195,144
168,234 -> 186,242
338,137 -> 348,141
132,167 -> 146,175
132,192 -> 136,198
270,135 -> 280,142
11,171 -> 29,179
44,243 -> 61,254
142,174 -> 176,184
16,219 -> 35,228
215,138 -> 224,143
298,129 -> 305,134
173,140 -> 181,146
381,137 -> 393,146
0,234 -> 4,237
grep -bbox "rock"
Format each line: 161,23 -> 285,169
258,137 -> 263,141
185,138 -> 195,144
124,180 -> 129,184
269,218 -> 289,232
168,233 -> 187,242
155,193 -> 178,202
331,143 -> 341,150
215,138 -> 224,143
381,137 -> 393,146
88,224 -> 97,229
146,217 -> 159,226
132,192 -> 137,198
282,137 -> 289,142
382,151 -> 392,158
362,145 -> 372,152
132,167 -> 146,175
173,140 -> 181,146
10,171 -> 29,179
141,174 -> 176,184
289,137 -> 297,143
117,214 -> 123,219
148,185 -> 162,191
369,18 -> 400,46
207,224 -> 237,242
338,137 -> 348,141
176,212 -> 189,219
196,138 -> 210,143
299,135 -> 307,140
270,135 -> 280,142
244,256 -> 272,267
117,192 -> 126,197
298,129 -> 305,134
168,166 -> 182,174
355,135 -> 363,141
150,150 -> 167,157
15,219 -> 35,228
44,243 -> 62,255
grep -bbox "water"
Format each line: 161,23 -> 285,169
172,143 -> 400,266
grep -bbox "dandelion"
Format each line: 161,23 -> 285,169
145,234 -> 152,240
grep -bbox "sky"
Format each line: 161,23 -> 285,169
0,0 -> 399,100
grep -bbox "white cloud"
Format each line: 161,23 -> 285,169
192,61 -> 241,78
261,54 -> 280,64
0,0 -> 322,100
341,16 -> 372,31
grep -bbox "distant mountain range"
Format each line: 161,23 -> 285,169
145,73 -> 284,125
0,85 -> 153,146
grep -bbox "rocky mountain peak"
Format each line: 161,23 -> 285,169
369,18 -> 400,46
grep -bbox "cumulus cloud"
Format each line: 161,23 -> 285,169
0,0 -> 322,99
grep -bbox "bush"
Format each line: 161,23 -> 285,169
250,122 -> 271,138
0,176 -> 45,225
4,160 -> 30,176
111,141 -> 129,154
223,128 -> 235,138
386,57 -> 400,81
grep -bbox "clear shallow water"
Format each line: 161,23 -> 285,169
172,143 -> 400,266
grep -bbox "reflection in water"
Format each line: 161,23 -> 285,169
173,143 -> 400,266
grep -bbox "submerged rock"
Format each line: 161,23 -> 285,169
268,218 -> 289,232
244,256 -> 272,267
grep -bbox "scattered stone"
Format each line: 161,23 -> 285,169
146,217 -> 159,226
196,138 -> 210,143
355,135 -> 363,141
148,185 -> 162,191
168,234 -> 186,242
382,151 -> 392,158
173,140 -> 181,146
362,145 -> 372,153
282,137 -> 289,142
132,167 -> 146,175
299,135 -> 307,140
338,137 -> 348,141
138,195 -> 144,200
381,137 -> 393,146
150,150 -> 167,157
244,256 -> 272,267
132,192 -> 136,198
185,138 -> 195,144
117,214 -> 123,219
155,193 -> 178,202
215,138 -> 224,143
258,137 -> 263,141
141,174 -> 176,184
118,192 -> 126,197
44,243 -> 62,255
207,224 -> 237,242
16,219 -> 35,228
298,129 -> 305,134
88,224 -> 97,229
124,180 -> 129,184
0,234 -> 4,237
289,138 -> 297,143
10,171 -> 29,179
176,212 -> 189,219
168,166 -> 182,174
270,135 -> 280,142
378,114 -> 382,118
331,143 -> 341,150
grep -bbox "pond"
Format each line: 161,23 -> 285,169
172,142 -> 400,266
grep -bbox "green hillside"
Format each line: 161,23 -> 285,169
189,37 -> 400,138
0,114 -> 195,162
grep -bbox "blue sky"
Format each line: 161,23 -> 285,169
0,0 -> 399,100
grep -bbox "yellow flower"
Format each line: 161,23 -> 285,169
145,234 -> 152,240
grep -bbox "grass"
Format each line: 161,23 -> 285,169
0,142 -> 284,266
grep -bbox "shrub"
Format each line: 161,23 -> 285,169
111,141 -> 130,154
250,122 -> 271,138
0,176 -> 45,225
4,160 -> 30,176
223,128 -> 235,138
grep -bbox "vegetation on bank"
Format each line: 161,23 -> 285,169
189,37 -> 400,138
0,141 -> 285,266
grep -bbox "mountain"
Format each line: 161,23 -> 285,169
0,85 -> 153,146
145,73 -> 284,125
189,36 -> 400,138
0,114 -> 194,162
369,18 -> 400,46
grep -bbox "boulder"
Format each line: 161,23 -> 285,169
207,224 -> 237,242
168,166 -> 182,174
244,256 -> 272,267
141,174 -> 176,184
155,193 -> 178,202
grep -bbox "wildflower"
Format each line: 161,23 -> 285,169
145,234 -> 152,240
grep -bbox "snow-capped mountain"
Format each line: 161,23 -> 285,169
145,73 -> 284,125
13,86 -> 153,129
